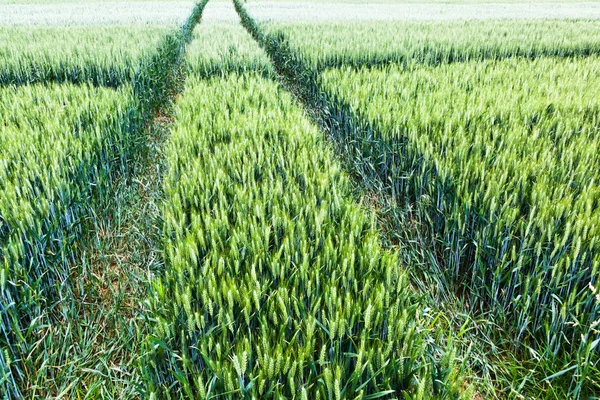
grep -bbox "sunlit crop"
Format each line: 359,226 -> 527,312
3,0 -> 600,398
0,82 -> 138,397
0,26 -> 171,86
264,20 -> 600,71
186,22 -> 273,77
143,72 -> 468,399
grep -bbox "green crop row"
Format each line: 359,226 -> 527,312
133,0 -> 208,117
0,26 -> 171,87
234,2 -> 600,396
186,21 -> 274,78
0,83 -> 140,398
0,2 -> 210,397
142,71 -> 470,399
263,20 -> 600,71
320,57 -> 600,397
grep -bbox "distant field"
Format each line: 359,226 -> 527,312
250,0 -> 600,2
242,0 -> 600,3
0,0 -> 187,3
4,1 -> 600,24
245,1 -> 600,21
0,1 -> 195,25
3,0 -> 600,4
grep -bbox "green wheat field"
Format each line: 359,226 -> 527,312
1,0 -> 600,398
